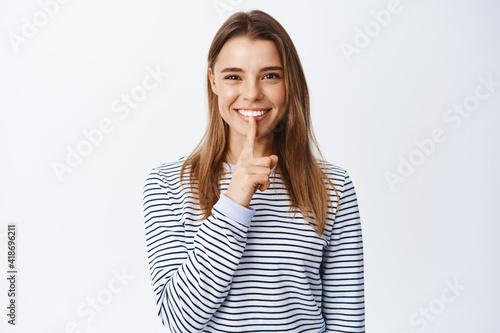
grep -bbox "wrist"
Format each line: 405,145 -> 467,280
225,189 -> 249,208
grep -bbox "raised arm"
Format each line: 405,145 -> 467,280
321,170 -> 365,332
143,168 -> 255,332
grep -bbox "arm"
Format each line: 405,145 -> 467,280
321,170 -> 365,332
143,168 -> 255,332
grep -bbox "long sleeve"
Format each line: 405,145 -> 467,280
142,168 -> 255,332
321,170 -> 365,332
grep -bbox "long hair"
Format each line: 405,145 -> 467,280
180,9 -> 340,236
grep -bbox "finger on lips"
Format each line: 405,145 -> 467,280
241,115 -> 257,159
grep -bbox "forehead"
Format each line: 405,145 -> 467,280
214,36 -> 282,70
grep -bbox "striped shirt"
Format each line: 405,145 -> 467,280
143,155 -> 365,332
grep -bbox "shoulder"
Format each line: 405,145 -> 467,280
316,159 -> 361,207
152,155 -> 188,175
315,158 -> 349,186
145,155 -> 189,188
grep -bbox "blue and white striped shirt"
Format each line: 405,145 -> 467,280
143,155 -> 365,332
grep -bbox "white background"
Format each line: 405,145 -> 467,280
1,0 -> 499,332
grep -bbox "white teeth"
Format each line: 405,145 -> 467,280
237,109 -> 270,117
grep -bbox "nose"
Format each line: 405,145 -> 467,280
242,79 -> 263,101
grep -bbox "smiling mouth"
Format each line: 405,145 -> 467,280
235,109 -> 271,117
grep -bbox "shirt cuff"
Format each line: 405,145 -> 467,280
214,193 -> 256,227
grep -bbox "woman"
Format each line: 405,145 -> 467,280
143,9 -> 365,332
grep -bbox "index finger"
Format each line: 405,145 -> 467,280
239,115 -> 257,159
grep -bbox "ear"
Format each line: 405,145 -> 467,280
208,67 -> 218,95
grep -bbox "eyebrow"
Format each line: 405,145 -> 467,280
220,66 -> 284,73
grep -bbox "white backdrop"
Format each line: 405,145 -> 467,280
1,0 -> 499,332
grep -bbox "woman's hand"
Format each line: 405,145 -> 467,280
225,116 -> 279,208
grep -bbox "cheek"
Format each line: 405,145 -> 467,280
218,88 -> 237,108
272,86 -> 287,123
268,85 -> 286,105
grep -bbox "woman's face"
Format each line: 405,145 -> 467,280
209,36 -> 286,145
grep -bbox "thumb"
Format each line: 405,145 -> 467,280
258,155 -> 279,192
269,155 -> 279,170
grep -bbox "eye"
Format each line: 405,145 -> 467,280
224,75 -> 239,80
264,73 -> 281,79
